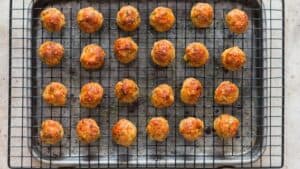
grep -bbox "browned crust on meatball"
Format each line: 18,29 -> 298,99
146,117 -> 169,142
114,37 -> 138,64
149,7 -> 175,32
179,117 -> 204,141
180,78 -> 203,105
116,5 -> 141,31
190,3 -> 214,28
40,119 -> 64,145
151,39 -> 175,67
80,82 -> 104,108
114,78 -> 139,104
40,8 -> 65,32
77,7 -> 104,33
184,42 -> 209,67
76,118 -> 100,144
214,114 -> 240,139
221,46 -> 246,71
43,82 -> 68,106
80,44 -> 106,70
226,9 -> 249,34
112,119 -> 137,147
151,84 -> 175,108
38,41 -> 64,67
214,81 -> 239,105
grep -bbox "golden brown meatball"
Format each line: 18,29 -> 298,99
180,78 -> 203,105
80,82 -> 104,108
190,3 -> 214,28
226,9 -> 249,34
77,7 -> 104,33
80,44 -> 106,70
183,42 -> 209,67
43,82 -> 68,106
221,46 -> 246,71
151,84 -> 174,108
116,5 -> 141,31
114,78 -> 139,104
112,119 -> 137,147
76,118 -> 100,144
214,81 -> 239,105
179,117 -> 204,142
38,41 -> 64,67
40,8 -> 65,32
151,40 -> 175,67
146,117 -> 169,142
39,119 -> 64,145
114,37 -> 138,64
149,7 -> 175,32
214,114 -> 240,139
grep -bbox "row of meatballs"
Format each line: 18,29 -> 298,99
40,4 -> 248,34
43,79 -> 239,108
40,114 -> 240,146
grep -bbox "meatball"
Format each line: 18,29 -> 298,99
38,41 -> 64,67
149,7 -> 175,32
80,44 -> 106,70
151,39 -> 175,67
112,119 -> 137,147
114,37 -> 138,64
184,42 -> 209,67
151,84 -> 174,108
116,5 -> 141,31
214,114 -> 240,139
179,117 -> 204,141
80,82 -> 104,108
226,9 -> 249,34
40,8 -> 65,32
76,118 -> 100,144
39,119 -> 64,145
114,78 -> 139,104
214,81 -> 239,105
221,46 -> 246,71
146,117 -> 169,142
180,78 -> 203,105
190,3 -> 214,28
43,82 -> 68,106
77,7 -> 104,33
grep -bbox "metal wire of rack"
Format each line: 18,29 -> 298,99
8,0 -> 284,168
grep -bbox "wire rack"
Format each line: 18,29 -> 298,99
8,0 -> 284,168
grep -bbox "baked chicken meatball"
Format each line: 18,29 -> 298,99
214,81 -> 239,105
114,37 -> 138,64
151,84 -> 175,109
80,82 -> 104,108
149,7 -> 175,32
116,5 -> 141,31
76,118 -> 100,144
190,3 -> 214,28
112,119 -> 137,147
114,78 -> 139,104
179,117 -> 204,142
146,117 -> 169,142
38,41 -> 64,67
40,119 -> 64,145
43,82 -> 68,106
184,42 -> 209,67
214,114 -> 240,139
77,7 -> 104,33
180,77 -> 203,105
151,39 -> 175,67
221,46 -> 246,71
40,8 -> 65,32
226,9 -> 249,34
80,44 -> 106,70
